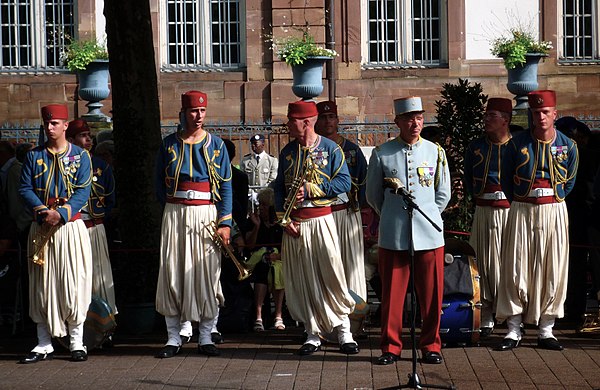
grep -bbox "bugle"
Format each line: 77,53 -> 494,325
203,221 -> 251,281
29,200 -> 61,266
278,150 -> 312,227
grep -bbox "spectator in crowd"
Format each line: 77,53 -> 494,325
240,134 -> 278,207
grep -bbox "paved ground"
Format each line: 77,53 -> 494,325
2,319 -> 600,390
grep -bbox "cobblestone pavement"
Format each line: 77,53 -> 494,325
2,320 -> 600,390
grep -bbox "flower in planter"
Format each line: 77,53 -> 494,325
61,38 -> 109,72
490,28 -> 552,70
268,28 -> 337,67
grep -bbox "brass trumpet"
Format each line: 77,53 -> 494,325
203,221 -> 251,281
30,200 -> 61,266
278,150 -> 312,227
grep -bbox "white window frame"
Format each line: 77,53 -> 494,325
0,0 -> 74,72
558,0 -> 600,63
159,0 -> 245,72
361,0 -> 447,68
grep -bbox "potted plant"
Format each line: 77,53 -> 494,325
61,38 -> 111,119
490,28 -> 552,109
271,29 -> 337,100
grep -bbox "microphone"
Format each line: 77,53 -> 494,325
383,177 -> 415,199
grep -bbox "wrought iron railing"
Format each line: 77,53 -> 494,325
3,113 -> 599,150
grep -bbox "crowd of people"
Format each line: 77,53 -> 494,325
2,87 -> 598,367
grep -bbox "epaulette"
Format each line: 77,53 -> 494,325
243,153 -> 251,157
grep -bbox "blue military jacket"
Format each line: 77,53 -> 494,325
19,143 -> 92,224
500,129 -> 578,202
464,135 -> 511,197
155,131 -> 233,227
86,155 -> 116,219
366,136 -> 451,251
338,136 -> 368,209
273,136 -> 351,212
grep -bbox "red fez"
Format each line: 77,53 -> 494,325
66,119 -> 90,139
486,98 -> 513,115
41,104 -> 69,122
528,90 -> 556,109
181,90 -> 208,109
317,101 -> 338,116
288,101 -> 318,119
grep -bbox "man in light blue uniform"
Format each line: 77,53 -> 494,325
154,90 -> 232,358
366,96 -> 450,365
19,104 -> 93,363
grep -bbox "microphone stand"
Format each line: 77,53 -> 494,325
382,187 -> 455,390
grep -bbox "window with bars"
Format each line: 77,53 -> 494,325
0,0 -> 74,71
162,0 -> 244,71
560,0 -> 600,62
363,0 -> 446,67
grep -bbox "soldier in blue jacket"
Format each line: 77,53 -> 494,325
154,90 -> 232,359
19,104 -> 93,363
464,98 -> 513,337
495,90 -> 578,352
366,96 -> 451,365
67,119 -> 118,317
316,100 -> 368,302
272,100 -> 358,356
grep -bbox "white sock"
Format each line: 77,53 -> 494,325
505,314 -> 522,340
68,323 -> 86,352
165,315 -> 182,346
198,317 -> 215,346
336,316 -> 355,345
538,315 -> 555,339
180,320 -> 192,338
31,323 -> 54,354
305,332 -> 321,347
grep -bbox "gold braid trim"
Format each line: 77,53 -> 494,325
434,143 -> 447,188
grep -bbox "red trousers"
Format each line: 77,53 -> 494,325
378,246 -> 444,355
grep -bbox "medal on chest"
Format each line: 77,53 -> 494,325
417,165 -> 435,187
550,145 -> 568,162
311,148 -> 329,169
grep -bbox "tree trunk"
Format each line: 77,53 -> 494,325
104,1 -> 162,302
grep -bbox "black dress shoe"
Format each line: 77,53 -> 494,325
297,343 -> 320,356
422,351 -> 443,364
198,344 -> 220,356
70,350 -> 88,362
537,337 -> 564,351
480,327 -> 494,338
376,352 -> 400,365
211,332 -> 224,344
340,342 -> 360,354
180,335 -> 191,345
155,345 -> 181,359
495,338 -> 520,351
19,352 -> 54,364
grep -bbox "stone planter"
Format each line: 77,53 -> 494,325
78,59 -> 110,120
291,56 -> 333,100
506,53 -> 547,110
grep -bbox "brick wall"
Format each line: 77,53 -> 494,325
1,0 -> 598,127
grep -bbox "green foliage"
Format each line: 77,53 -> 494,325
490,29 -> 552,69
62,39 -> 109,72
435,78 -> 487,233
271,30 -> 337,66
